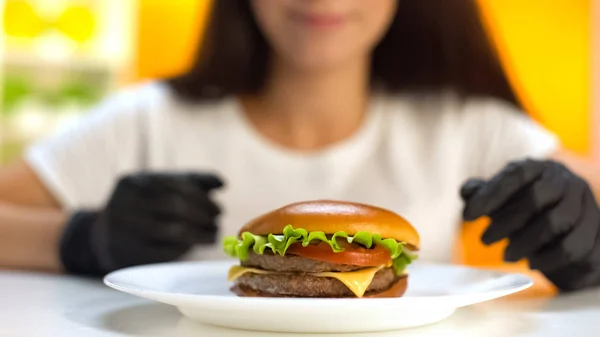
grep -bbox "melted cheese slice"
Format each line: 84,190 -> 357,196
228,265 -> 384,298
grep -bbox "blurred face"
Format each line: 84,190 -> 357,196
251,0 -> 397,70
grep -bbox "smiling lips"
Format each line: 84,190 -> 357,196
291,12 -> 347,29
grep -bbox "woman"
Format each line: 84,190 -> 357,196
0,1 -> 599,291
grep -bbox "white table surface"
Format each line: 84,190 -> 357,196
1,271 -> 600,337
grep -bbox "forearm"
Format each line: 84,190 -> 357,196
0,201 -> 67,272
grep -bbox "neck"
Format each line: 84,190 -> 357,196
241,57 -> 371,151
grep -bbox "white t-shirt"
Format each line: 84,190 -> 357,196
25,82 -> 559,263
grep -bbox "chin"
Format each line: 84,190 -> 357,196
282,47 -> 364,72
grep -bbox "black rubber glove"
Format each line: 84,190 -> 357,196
60,173 -> 224,277
461,159 -> 600,292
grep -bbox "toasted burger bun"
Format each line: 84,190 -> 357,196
240,200 -> 420,250
232,275 -> 408,298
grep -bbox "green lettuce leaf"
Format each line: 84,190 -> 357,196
223,225 -> 418,275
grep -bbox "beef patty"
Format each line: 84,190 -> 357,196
242,251 -> 366,273
233,267 -> 399,297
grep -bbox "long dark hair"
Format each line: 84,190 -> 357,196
168,0 -> 520,107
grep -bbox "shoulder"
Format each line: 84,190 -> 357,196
384,89 -> 521,114
380,90 -> 534,128
458,94 -> 530,125
84,81 -> 236,126
379,89 -> 558,154
93,81 -> 169,109
69,81 -> 173,128
97,81 -> 178,116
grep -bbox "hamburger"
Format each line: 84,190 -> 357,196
222,200 -> 419,298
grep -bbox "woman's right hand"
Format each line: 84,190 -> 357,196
59,173 -> 224,276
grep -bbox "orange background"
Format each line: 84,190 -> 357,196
135,0 -> 212,82
135,0 -> 591,297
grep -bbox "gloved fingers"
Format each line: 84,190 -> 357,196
110,239 -> 191,268
114,172 -> 183,193
152,193 -> 222,219
527,238 -> 570,274
190,220 -> 220,244
529,187 -> 600,273
463,159 -> 547,221
112,172 -> 223,197
152,173 -> 224,195
541,235 -> 600,293
542,262 -> 598,292
480,170 -> 566,245
109,173 -> 223,220
564,189 -> 600,262
460,179 -> 486,201
190,194 -> 222,217
529,210 -> 597,274
127,214 -> 218,245
138,174 -> 206,195
187,173 -> 225,191
503,181 -> 585,261
481,190 -> 540,245
110,186 -> 222,219
146,219 -> 218,245
107,174 -> 176,207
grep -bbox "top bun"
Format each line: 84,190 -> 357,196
239,200 -> 420,250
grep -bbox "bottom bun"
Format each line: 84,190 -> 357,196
231,275 -> 408,298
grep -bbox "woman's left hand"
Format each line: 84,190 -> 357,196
461,159 -> 600,292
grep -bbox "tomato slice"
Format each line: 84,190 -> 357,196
287,240 -> 392,267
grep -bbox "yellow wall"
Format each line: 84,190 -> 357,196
479,0 -> 591,155
135,0 -> 211,80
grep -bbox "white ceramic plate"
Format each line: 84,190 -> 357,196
104,260 -> 532,333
